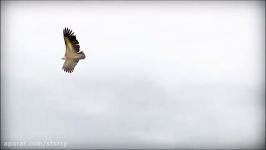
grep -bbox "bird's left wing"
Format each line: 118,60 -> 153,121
62,59 -> 79,73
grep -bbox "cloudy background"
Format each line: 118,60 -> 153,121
1,1 -> 265,149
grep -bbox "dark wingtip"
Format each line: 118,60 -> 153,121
62,67 -> 74,73
63,27 -> 74,36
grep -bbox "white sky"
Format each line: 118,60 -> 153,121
1,1 -> 265,149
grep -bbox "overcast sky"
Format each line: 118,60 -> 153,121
1,1 -> 265,149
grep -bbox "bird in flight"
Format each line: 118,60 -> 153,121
62,27 -> 86,73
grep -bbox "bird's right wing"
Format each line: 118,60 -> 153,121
62,59 -> 79,73
63,27 -> 80,53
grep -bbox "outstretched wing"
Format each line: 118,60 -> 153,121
62,59 -> 79,73
63,27 -> 80,53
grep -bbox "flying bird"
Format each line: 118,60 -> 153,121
62,27 -> 86,73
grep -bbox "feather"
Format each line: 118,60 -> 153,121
63,27 -> 80,53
